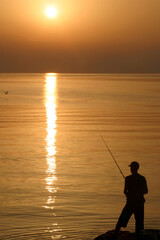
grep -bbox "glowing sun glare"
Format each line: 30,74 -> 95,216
46,7 -> 57,18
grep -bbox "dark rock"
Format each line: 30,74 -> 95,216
137,230 -> 160,240
94,229 -> 160,240
94,230 -> 135,240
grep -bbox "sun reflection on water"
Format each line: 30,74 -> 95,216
45,73 -> 57,196
44,73 -> 62,238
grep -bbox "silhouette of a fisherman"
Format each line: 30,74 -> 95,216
115,161 -> 148,234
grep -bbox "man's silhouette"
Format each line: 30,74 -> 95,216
115,161 -> 148,234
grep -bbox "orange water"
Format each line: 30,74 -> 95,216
0,74 -> 159,239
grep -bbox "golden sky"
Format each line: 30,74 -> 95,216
0,0 -> 160,73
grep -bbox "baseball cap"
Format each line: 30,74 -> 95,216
128,161 -> 139,170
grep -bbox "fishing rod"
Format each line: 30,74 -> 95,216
98,131 -> 125,179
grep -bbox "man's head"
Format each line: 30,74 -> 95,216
129,161 -> 139,174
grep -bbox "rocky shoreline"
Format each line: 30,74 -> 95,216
94,229 -> 160,240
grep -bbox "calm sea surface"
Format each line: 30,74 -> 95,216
0,74 -> 160,240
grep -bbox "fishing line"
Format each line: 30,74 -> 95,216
98,130 -> 125,179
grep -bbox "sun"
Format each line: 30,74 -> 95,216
46,6 -> 57,18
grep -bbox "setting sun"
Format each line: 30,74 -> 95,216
45,6 -> 57,18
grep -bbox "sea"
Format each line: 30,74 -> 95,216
0,73 -> 160,240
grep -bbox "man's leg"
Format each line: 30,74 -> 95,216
115,204 -> 133,234
134,204 -> 144,233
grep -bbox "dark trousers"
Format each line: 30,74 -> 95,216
117,202 -> 144,233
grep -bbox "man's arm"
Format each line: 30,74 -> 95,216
143,178 -> 148,194
124,177 -> 128,196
